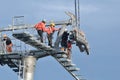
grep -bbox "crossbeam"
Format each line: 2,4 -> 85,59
0,20 -> 71,32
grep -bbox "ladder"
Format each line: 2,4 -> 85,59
52,52 -> 81,80
0,57 -> 24,79
18,60 -> 25,80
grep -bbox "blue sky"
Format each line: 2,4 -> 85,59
0,0 -> 120,80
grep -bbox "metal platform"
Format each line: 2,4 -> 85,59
0,11 -> 88,80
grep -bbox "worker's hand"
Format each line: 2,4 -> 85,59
34,26 -> 37,28
58,28 -> 61,31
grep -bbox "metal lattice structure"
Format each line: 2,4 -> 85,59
0,11 -> 89,80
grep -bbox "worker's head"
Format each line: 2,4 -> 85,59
50,23 -> 55,27
42,19 -> 46,23
3,34 -> 7,38
65,28 -> 68,32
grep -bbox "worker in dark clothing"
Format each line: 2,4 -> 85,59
69,31 -> 76,40
3,34 -> 13,53
61,29 -> 69,51
45,23 -> 59,47
34,20 -> 46,43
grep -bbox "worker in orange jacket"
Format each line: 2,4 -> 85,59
3,34 -> 13,53
34,20 -> 46,43
45,23 -> 59,47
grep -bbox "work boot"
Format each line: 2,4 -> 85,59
48,44 -> 53,48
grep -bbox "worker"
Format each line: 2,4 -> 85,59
61,28 -> 69,51
67,40 -> 72,59
3,34 -> 13,53
34,19 -> 46,43
69,30 -> 75,40
45,23 -> 59,47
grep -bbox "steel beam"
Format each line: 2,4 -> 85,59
0,20 -> 71,32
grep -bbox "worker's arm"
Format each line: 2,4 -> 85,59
52,27 -> 60,31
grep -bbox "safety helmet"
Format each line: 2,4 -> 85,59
65,28 -> 68,32
42,19 -> 46,23
3,34 -> 7,38
50,23 -> 55,27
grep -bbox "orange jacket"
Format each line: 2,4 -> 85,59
45,26 -> 59,34
45,27 -> 53,34
34,22 -> 46,31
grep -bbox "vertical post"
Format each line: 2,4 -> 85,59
23,56 -> 36,80
74,0 -> 80,28
18,60 -> 21,80
0,33 -> 5,54
77,0 -> 80,28
12,17 -> 15,33
74,0 -> 78,27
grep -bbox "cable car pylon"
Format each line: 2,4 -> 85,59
0,1 -> 90,80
